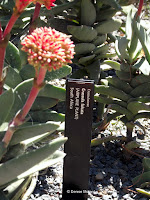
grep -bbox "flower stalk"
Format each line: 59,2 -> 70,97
0,1 -> 32,95
29,3 -> 41,34
0,0 -> 56,95
2,67 -> 47,149
0,26 -> 74,159
136,0 -> 144,19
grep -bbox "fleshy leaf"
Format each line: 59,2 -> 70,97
101,60 -> 121,71
132,57 -> 150,75
0,89 -> 14,126
0,137 -> 67,187
134,20 -> 150,64
5,66 -> 22,88
5,42 -> 21,70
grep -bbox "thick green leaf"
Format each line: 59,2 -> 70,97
30,110 -> 65,123
78,54 -> 95,65
133,171 -> 150,186
125,9 -> 133,40
127,101 -> 150,114
134,21 -> 150,64
5,42 -> 21,70
0,89 -> 14,126
0,137 -> 67,187
45,65 -> 72,81
5,79 -> 33,122
107,76 -> 133,93
115,37 -> 130,60
110,104 -> 133,120
101,60 -> 120,71
19,65 -> 35,80
5,67 -> 22,88
3,179 -> 25,200
39,83 -> 66,101
5,176 -> 31,200
31,96 -> 58,111
10,122 -> 60,146
20,65 -> 72,81
143,158 -> 150,172
94,85 -> 131,101
130,74 -> 150,88
132,57 -> 150,75
86,60 -> 100,84
130,82 -> 150,97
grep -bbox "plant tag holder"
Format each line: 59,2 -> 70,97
62,78 -> 94,200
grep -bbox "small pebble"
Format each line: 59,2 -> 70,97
95,172 -> 104,181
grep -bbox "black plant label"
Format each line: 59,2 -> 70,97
62,79 -> 94,200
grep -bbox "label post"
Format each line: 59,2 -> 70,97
62,79 -> 94,200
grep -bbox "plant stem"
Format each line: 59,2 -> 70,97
0,47 -> 5,94
3,14 -> 19,38
2,67 -> 47,150
136,0 -> 144,18
29,3 -> 41,34
0,14 -> 20,94
0,23 -> 4,94
127,126 -> 133,142
21,67 -> 46,119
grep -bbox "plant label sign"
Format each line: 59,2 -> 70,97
62,79 -> 94,200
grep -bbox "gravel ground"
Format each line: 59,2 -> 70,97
28,118 -> 150,200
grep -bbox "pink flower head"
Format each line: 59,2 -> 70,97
34,0 -> 56,9
21,27 -> 75,71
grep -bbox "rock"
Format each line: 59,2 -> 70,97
119,169 -> 127,176
123,193 -> 132,199
102,194 -> 111,200
40,194 -> 51,200
95,172 -> 104,181
112,191 -> 118,198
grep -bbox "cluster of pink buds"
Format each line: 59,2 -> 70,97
21,27 -> 75,71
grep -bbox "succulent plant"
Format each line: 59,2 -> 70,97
133,157 -> 150,197
0,1 -> 75,199
43,0 -> 123,122
93,1 -> 150,142
47,0 -> 122,83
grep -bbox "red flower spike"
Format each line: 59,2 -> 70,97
34,0 -> 55,9
21,27 -> 75,71
15,0 -> 55,14
15,0 -> 32,13
0,22 -> 3,41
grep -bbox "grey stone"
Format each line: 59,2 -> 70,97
95,172 -> 104,181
